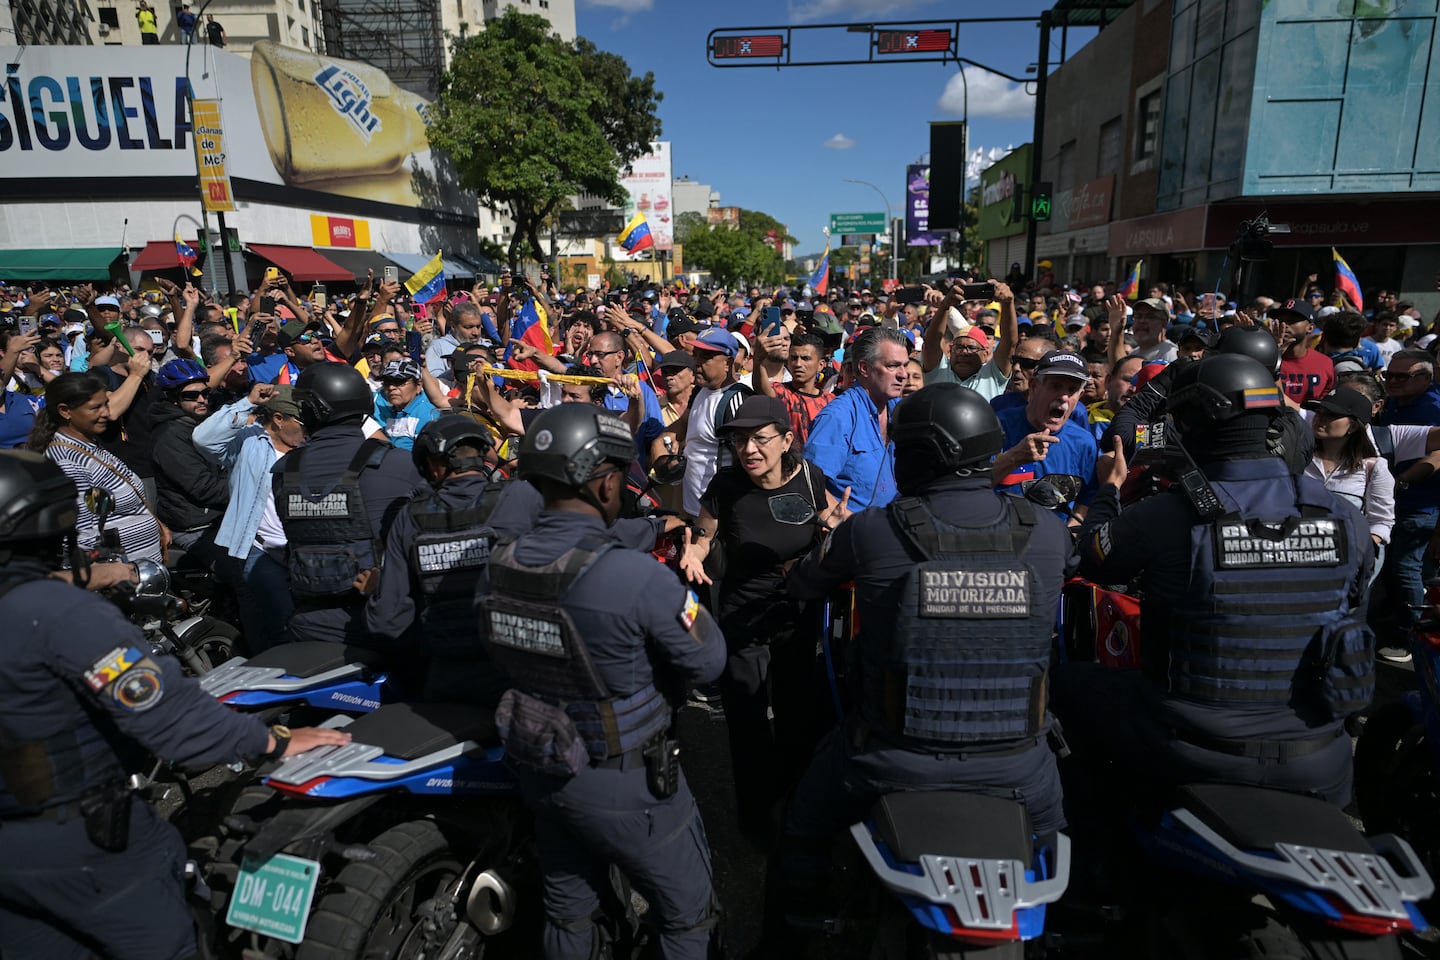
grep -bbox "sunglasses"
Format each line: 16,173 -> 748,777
1014,356 -> 1043,371
291,333 -> 319,345
179,388 -> 211,401
1383,370 -> 1425,382
586,349 -> 623,360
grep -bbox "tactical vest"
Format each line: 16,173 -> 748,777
860,496 -> 1052,746
479,535 -> 669,762
1154,475 -> 1364,712
277,439 -> 387,599
409,482 -> 507,655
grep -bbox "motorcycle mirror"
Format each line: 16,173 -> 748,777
1021,478 -> 1069,511
650,453 -> 686,486
85,487 -> 115,524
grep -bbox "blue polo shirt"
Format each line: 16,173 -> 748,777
601,379 -> 664,468
994,404 -> 1098,507
804,387 -> 902,510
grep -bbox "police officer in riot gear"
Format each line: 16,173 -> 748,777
0,450 -> 349,959
476,404 -> 726,960
1102,322 -> 1312,472
1056,354 -> 1373,807
277,362 -> 423,645
367,415 -> 688,700
766,382 -> 1071,941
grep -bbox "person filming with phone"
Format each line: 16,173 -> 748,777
918,280 -> 1020,401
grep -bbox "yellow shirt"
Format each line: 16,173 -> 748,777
136,8 -> 158,34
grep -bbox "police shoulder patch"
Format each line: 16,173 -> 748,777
679,590 -> 700,631
83,645 -> 165,712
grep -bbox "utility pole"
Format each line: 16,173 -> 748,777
1023,9 -> 1051,284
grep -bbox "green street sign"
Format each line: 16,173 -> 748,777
830,212 -> 887,235
225,853 -> 321,945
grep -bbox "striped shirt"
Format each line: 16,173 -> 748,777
46,434 -> 163,563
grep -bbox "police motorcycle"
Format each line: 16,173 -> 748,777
1353,577 -> 1440,927
188,701 -> 540,960
85,487 -> 239,676
199,642 -> 394,722
1038,447 -> 1435,958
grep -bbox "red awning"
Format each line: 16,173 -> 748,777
130,240 -> 197,272
246,244 -> 354,283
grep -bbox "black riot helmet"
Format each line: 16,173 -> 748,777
1216,325 -> 1281,376
413,414 -> 495,479
0,450 -> 78,547
1167,354 -> 1284,427
293,362 -> 373,429
892,382 -> 1005,494
517,404 -> 636,490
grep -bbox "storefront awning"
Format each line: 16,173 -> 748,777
0,247 -> 122,281
314,248 -> 406,282
245,244 -> 353,283
129,240 -> 199,273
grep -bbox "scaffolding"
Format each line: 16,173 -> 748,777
317,0 -> 443,97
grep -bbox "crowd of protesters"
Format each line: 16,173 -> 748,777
3,260 -> 1440,811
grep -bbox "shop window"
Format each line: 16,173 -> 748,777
1135,91 -> 1161,162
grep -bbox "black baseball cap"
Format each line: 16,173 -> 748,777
1033,350 -> 1090,381
1304,388 -> 1373,425
658,350 -> 695,371
718,395 -> 791,433
1272,298 -> 1316,324
1177,325 -> 1219,348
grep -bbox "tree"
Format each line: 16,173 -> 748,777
429,11 -> 663,270
683,224 -> 784,288
737,209 -> 798,247
674,211 -> 707,246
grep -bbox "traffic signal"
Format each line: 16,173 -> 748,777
1031,182 -> 1053,222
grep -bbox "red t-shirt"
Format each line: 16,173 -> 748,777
1279,349 -> 1335,403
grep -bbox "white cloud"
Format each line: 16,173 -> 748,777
967,145 -> 1016,182
937,69 -> 1034,120
789,0 -> 935,24
823,133 -> 857,150
581,0 -> 653,9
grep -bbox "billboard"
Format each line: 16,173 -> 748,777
0,43 -> 475,227
615,141 -> 672,259
977,144 -> 1032,241
905,165 -> 947,246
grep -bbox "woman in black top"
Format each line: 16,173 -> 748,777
681,395 -> 850,846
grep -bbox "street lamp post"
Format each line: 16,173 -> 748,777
956,62 -> 968,272
183,2 -> 236,296
842,178 -> 896,283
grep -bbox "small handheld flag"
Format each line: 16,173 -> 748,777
809,235 -> 831,297
1332,248 -> 1363,313
507,295 -> 553,371
617,212 -> 654,255
404,251 -> 447,306
174,233 -> 202,277
1121,260 -> 1143,301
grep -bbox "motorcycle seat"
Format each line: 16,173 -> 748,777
871,791 -> 1033,864
1176,783 -> 1370,855
245,641 -> 386,678
342,702 -> 499,760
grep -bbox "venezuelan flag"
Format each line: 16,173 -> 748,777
404,251 -> 446,306
1121,260 -> 1142,301
617,212 -> 654,255
1333,248 -> 1363,313
175,233 -> 202,277
507,295 -> 553,372
808,241 -> 831,297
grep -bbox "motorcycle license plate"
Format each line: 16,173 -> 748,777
224,852 -> 321,944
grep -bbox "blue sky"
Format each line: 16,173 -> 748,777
575,0 -> 1095,255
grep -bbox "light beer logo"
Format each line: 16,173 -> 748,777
314,64 -> 381,142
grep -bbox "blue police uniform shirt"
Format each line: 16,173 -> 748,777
804,387 -> 902,511
0,569 -> 269,813
0,391 -> 42,449
995,404 -> 1098,504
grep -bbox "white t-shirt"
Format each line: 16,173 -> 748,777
683,386 -> 726,517
254,447 -> 287,547
1373,337 -> 1402,368
1132,339 -> 1178,363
